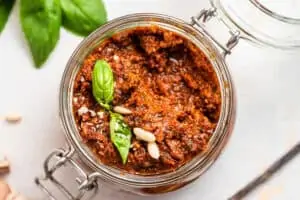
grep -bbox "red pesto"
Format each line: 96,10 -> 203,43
73,26 -> 221,175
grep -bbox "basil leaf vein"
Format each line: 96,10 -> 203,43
60,0 -> 107,36
0,0 -> 15,34
92,60 -> 114,110
20,0 -> 61,68
110,112 -> 132,164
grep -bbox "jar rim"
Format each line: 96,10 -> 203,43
59,13 -> 235,188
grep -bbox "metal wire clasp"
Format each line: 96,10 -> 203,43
191,8 -> 240,56
35,146 -> 100,200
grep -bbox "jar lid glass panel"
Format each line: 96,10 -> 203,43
211,0 -> 300,49
251,0 -> 300,21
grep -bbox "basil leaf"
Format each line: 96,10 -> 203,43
0,0 -> 15,34
20,0 -> 61,68
60,0 -> 107,36
92,60 -> 114,110
110,112 -> 132,164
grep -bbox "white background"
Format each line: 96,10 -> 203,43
1,0 -> 300,199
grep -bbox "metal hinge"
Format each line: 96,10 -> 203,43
35,146 -> 100,200
191,8 -> 240,56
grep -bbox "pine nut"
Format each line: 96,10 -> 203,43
0,157 -> 10,174
133,128 -> 156,142
148,142 -> 160,159
5,114 -> 22,123
113,106 -> 132,115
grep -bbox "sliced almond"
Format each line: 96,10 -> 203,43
133,128 -> 156,142
5,114 -> 22,123
113,106 -> 132,115
147,142 -> 160,159
0,157 -> 10,174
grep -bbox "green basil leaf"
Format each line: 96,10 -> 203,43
20,0 -> 61,68
60,0 -> 107,37
0,0 -> 15,34
110,112 -> 132,164
92,60 -> 114,109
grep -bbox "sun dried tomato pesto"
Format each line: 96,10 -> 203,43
73,26 -> 221,175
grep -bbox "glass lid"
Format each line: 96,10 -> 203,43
251,0 -> 300,22
210,0 -> 300,49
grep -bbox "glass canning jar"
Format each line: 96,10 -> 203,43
35,0 -> 300,199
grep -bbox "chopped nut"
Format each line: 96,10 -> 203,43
89,110 -> 96,117
207,129 -> 214,134
80,76 -> 85,82
78,106 -> 89,116
0,157 -> 10,174
73,97 -> 78,103
5,114 -> 22,123
97,112 -> 104,118
133,128 -> 156,142
113,55 -> 120,61
147,142 -> 160,159
113,106 -> 132,115
169,57 -> 179,65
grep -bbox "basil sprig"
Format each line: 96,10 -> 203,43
60,0 -> 107,36
0,0 -> 107,68
110,112 -> 132,164
92,60 -> 114,110
92,60 -> 132,164
20,0 -> 61,68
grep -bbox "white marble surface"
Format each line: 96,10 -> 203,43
1,1 -> 300,199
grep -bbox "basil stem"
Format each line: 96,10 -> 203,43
110,112 -> 132,164
92,60 -> 114,110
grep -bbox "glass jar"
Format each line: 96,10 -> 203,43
35,1 -> 300,199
